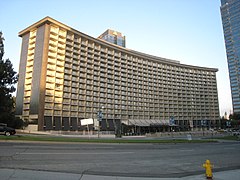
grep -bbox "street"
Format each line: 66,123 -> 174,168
0,141 -> 240,178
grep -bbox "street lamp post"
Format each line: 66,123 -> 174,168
97,106 -> 104,138
201,119 -> 207,136
169,116 -> 175,139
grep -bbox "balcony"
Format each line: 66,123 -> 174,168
72,71 -> 79,76
28,43 -> 35,50
27,54 -> 34,60
65,63 -> 72,68
45,104 -> 54,109
30,31 -> 36,37
57,49 -> 65,55
25,79 -> 32,85
46,71 -> 55,77
23,90 -> 31,97
25,73 -> 32,79
45,96 -> 54,102
56,66 -> 64,72
66,51 -> 72,57
29,38 -> 35,44
55,78 -> 63,84
48,58 -> 57,64
54,111 -> 62,116
63,105 -> 70,111
46,77 -> 55,83
24,85 -> 31,91
23,110 -> 30,116
73,43 -> 80,49
23,104 -> 30,110
46,83 -> 54,89
80,52 -> 87,57
58,43 -> 65,49
48,51 -> 57,58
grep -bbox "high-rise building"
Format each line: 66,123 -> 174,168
15,17 -> 219,132
98,29 -> 126,47
220,0 -> 240,113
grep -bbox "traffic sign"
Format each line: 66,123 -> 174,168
97,111 -> 103,121
169,116 -> 175,126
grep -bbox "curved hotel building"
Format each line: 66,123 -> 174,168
15,17 -> 219,132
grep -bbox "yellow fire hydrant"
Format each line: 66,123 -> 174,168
203,159 -> 213,179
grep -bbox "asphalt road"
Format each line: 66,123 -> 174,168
0,141 -> 240,178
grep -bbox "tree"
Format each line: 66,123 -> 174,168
0,31 -> 21,128
229,113 -> 240,121
0,32 -> 4,60
229,113 -> 240,129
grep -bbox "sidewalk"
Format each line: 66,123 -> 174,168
1,168 -> 240,180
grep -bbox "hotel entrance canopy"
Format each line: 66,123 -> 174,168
122,119 -> 170,127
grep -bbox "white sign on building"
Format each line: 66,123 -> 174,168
80,118 -> 94,126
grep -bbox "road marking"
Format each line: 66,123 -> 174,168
182,162 -> 193,165
179,149 -> 194,152
14,145 -> 114,149
19,152 -> 134,155
223,147 -> 236,150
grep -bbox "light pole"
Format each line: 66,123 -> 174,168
97,106 -> 104,138
169,116 -> 175,139
201,119 -> 206,136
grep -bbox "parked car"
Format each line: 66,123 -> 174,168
0,123 -> 16,136
231,129 -> 240,136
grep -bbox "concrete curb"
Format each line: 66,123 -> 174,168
1,168 -> 240,180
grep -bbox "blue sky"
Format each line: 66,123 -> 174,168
1,0 -> 231,116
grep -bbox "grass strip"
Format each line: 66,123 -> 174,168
0,135 -> 217,144
212,135 -> 240,141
